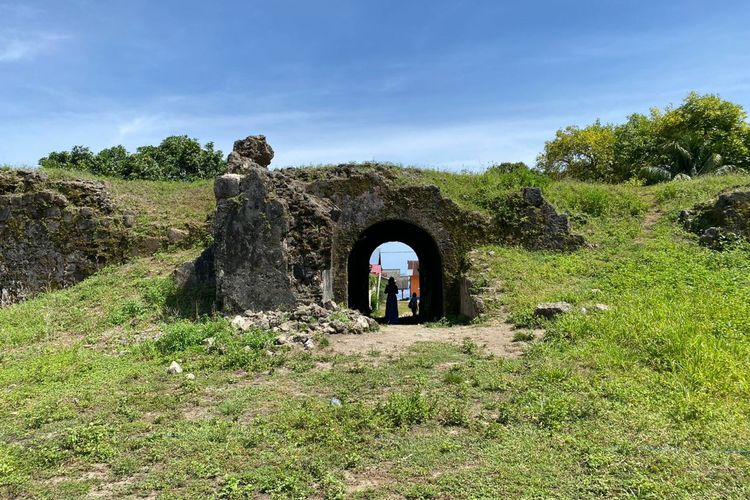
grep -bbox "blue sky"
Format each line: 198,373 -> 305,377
369,242 -> 416,276
1,0 -> 749,168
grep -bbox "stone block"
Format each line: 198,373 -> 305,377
214,173 -> 242,199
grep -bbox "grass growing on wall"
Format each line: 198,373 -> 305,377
43,168 -> 216,232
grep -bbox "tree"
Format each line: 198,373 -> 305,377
39,136 -> 227,181
488,162 -> 529,174
657,92 -> 750,171
640,138 -> 724,184
612,111 -> 664,181
89,145 -> 129,177
536,91 -> 750,183
40,145 -> 96,171
536,121 -> 617,181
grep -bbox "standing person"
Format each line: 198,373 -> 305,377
384,277 -> 399,324
408,292 -> 419,317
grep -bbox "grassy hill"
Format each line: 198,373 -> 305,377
2,168 -> 750,498
43,168 -> 217,243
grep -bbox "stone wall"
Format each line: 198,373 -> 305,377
495,187 -> 585,251
0,168 -> 208,307
211,136 -> 585,318
459,276 -> 485,320
0,169 -> 132,306
1,138 -> 585,317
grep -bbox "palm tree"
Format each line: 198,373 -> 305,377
640,138 -> 723,183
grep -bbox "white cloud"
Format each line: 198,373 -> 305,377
116,115 -> 163,138
270,117 -> 559,169
0,34 -> 67,63
0,104 -> 558,169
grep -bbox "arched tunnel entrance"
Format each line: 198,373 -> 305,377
347,220 -> 444,322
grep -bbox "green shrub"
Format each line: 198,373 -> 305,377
62,422 -> 114,460
376,391 -> 436,427
512,330 -> 534,342
152,317 -> 276,370
527,393 -> 591,430
410,162 -> 550,215
438,399 -> 470,427
0,447 -> 26,489
468,163 -> 551,212
442,366 -> 464,385
218,329 -> 278,370
404,483 -> 439,499
107,299 -> 148,326
460,337 -> 480,357
547,182 -> 647,218
155,319 -> 231,354
39,135 -> 226,181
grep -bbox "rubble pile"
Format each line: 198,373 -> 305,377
229,301 -> 379,350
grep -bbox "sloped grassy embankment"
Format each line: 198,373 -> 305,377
1,168 -> 750,498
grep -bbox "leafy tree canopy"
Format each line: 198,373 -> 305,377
536,121 -> 617,182
537,92 -> 750,183
39,136 -> 226,181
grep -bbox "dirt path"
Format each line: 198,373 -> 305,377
327,322 -> 540,358
635,194 -> 663,243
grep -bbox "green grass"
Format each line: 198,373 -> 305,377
43,167 -> 215,240
2,171 -> 750,497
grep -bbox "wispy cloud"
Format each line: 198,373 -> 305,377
0,34 -> 68,63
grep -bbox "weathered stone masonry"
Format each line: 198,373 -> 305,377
211,136 -> 584,320
0,169 -> 132,306
0,136 -> 584,316
0,168 -> 209,307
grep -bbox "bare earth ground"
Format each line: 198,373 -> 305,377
327,322 -> 540,358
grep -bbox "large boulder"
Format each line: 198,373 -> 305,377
680,190 -> 750,249
226,135 -> 275,174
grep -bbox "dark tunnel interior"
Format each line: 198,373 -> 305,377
347,220 -> 443,322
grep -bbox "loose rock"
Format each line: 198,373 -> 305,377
224,302 -> 381,350
353,316 -> 370,334
167,361 -> 183,374
230,315 -> 252,331
275,335 -> 290,345
534,302 -> 573,319
231,135 -> 274,168
167,227 -> 189,245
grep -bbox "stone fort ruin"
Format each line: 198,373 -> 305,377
202,136 -> 584,321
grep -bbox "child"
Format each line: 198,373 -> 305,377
408,293 -> 419,317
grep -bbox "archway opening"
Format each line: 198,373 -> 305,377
368,242 -> 418,323
348,220 -> 443,322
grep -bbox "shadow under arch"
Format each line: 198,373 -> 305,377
347,219 -> 444,322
